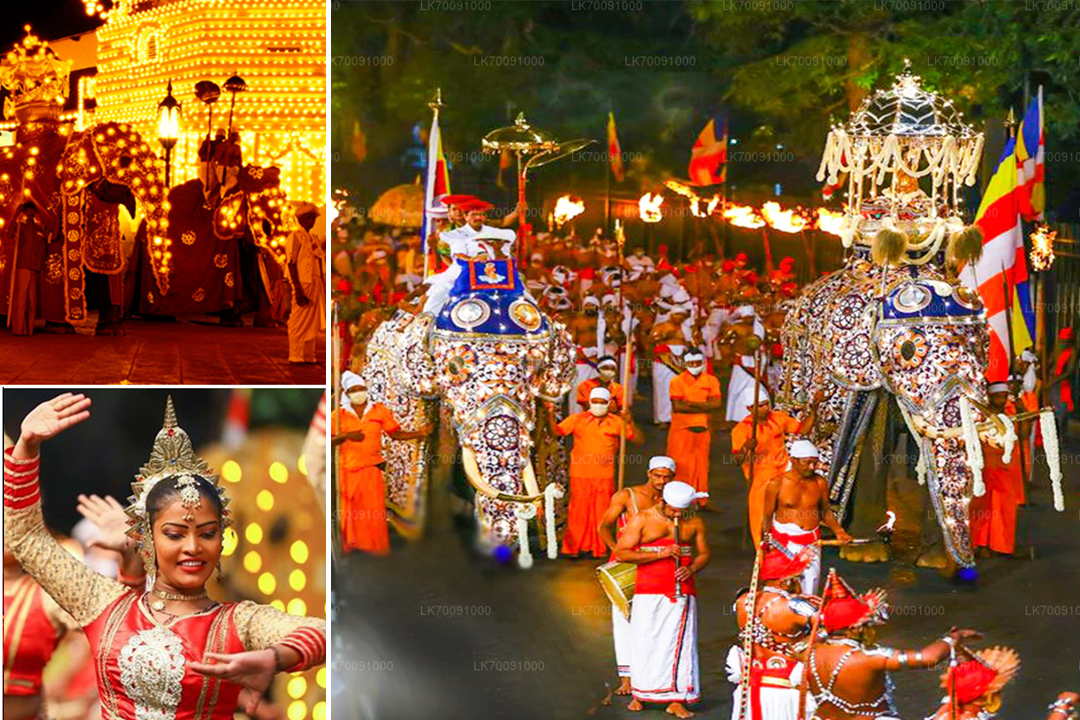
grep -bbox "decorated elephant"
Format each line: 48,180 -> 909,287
360,255 -> 575,564
778,247 -> 994,568
0,117 -> 170,333
127,164 -> 295,323
777,65 -> 1064,572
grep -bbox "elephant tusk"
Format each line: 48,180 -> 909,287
462,446 -> 544,504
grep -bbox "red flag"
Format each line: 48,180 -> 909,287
607,111 -> 625,182
688,116 -> 727,186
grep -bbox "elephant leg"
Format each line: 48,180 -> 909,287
426,404 -> 461,536
840,392 -> 891,563
86,270 -> 125,336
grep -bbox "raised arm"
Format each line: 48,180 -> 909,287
4,395 -> 127,627
860,628 -> 982,672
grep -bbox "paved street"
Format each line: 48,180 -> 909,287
0,316 -> 325,385
332,400 -> 1080,720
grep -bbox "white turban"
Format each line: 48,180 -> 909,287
294,201 -> 319,217
341,371 -> 364,412
597,356 -> 618,370
583,295 -> 601,308
746,389 -> 770,408
987,382 -> 1009,394
684,349 -> 705,362
672,287 -> 691,304
649,456 -> 676,473
663,481 -> 708,509
589,386 -> 612,402
659,283 -> 677,299
731,305 -> 756,321
789,440 -> 819,459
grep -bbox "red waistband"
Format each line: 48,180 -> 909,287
771,526 -> 820,546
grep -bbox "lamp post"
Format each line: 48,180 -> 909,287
157,80 -> 181,187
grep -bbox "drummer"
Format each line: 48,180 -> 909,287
596,456 -> 676,696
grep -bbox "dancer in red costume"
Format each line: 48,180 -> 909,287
5,394 -> 327,720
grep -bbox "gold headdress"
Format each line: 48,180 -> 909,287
125,397 -> 231,579
0,27 -> 72,122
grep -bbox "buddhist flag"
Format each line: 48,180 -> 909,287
422,110 -> 451,257
688,115 -> 727,186
1015,87 -> 1045,221
961,137 -> 1036,382
607,111 -> 625,182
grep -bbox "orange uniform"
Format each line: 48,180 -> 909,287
666,371 -> 721,499
730,411 -> 802,545
333,403 -> 400,555
970,403 -> 1022,555
556,411 -> 634,556
575,378 -> 625,412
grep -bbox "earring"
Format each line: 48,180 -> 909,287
216,560 -> 223,583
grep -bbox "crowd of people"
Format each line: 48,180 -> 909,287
330,194 -> 1078,717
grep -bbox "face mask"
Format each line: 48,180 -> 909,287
349,391 -> 368,405
589,404 -> 609,417
687,364 -> 704,376
598,369 -> 617,381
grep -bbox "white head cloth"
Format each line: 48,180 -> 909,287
589,386 -> 612,402
789,439 -> 819,459
649,455 -> 676,473
747,389 -> 770,408
732,305 -> 756,321
663,481 -> 708,509
341,371 -> 364,412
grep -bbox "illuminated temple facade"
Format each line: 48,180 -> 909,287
29,0 -> 325,204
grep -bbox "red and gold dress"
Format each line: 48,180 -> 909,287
4,450 -> 326,720
3,574 -> 78,708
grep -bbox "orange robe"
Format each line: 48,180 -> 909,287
333,403 -> 400,555
556,412 -> 633,557
575,378 -> 625,412
666,371 -> 721,499
730,411 -> 802,545
970,411 -> 1022,555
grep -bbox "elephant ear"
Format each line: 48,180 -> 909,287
394,313 -> 438,398
534,323 -> 576,401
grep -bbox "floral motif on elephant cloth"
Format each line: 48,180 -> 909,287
182,231 -> 196,245
214,253 -> 228,268
831,294 -> 866,330
891,330 -> 929,370
444,346 -> 477,385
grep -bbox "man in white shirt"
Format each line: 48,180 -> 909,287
287,202 -> 325,364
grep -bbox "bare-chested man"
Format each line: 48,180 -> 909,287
567,295 -> 604,414
761,440 -> 851,595
617,480 -> 710,718
597,456 -> 675,695
729,550 -> 820,720
650,305 -> 695,428
810,569 -> 981,720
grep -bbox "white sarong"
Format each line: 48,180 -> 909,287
725,646 -> 814,720
613,603 -> 632,677
771,520 -> 821,595
630,594 -> 699,705
652,361 -> 678,424
726,357 -> 760,422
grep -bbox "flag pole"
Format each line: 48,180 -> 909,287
423,88 -> 444,279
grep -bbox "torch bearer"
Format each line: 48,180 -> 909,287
194,80 -> 221,189
482,112 -> 592,266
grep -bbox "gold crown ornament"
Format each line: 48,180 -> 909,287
0,27 -> 72,122
124,397 -> 231,581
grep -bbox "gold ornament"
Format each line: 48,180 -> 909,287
124,397 -> 231,581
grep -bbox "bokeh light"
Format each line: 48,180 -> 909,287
287,598 -> 307,616
222,460 -> 242,483
246,522 -> 264,545
258,572 -> 276,595
243,551 -> 262,574
221,528 -> 239,557
287,677 -> 307,699
269,461 -> 289,484
290,540 -> 309,564
256,489 -> 275,511
289,569 -> 307,592
287,701 -> 307,720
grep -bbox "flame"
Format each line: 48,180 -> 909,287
878,510 -> 897,534
814,208 -> 845,237
1030,223 -> 1057,271
761,201 -> 809,233
553,194 -> 585,227
639,193 -> 664,223
722,203 -> 765,229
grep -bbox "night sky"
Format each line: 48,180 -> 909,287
0,1 -> 102,52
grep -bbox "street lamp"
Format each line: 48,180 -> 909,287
157,80 -> 181,187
